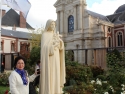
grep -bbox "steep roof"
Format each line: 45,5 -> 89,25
107,4 -> 125,24
1,28 -> 32,39
107,11 -> 125,24
114,4 -> 125,14
86,9 -> 110,22
107,12 -> 122,23
2,9 -> 34,29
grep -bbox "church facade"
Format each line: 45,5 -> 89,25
54,0 -> 125,69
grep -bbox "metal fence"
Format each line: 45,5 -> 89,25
66,47 -> 125,69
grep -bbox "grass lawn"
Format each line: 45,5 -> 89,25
0,85 -> 9,94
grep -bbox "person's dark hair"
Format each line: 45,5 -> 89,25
14,56 -> 26,69
36,60 -> 40,65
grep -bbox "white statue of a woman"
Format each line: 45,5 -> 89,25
39,19 -> 66,94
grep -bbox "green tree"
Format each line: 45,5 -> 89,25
29,46 -> 40,65
28,26 -> 44,63
28,26 -> 44,48
25,27 -> 44,74
106,49 -> 125,87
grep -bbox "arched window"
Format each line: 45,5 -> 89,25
116,31 -> 123,46
68,15 -> 74,33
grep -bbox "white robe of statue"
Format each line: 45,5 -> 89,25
39,19 -> 66,94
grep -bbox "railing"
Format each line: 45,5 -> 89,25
65,47 -> 125,69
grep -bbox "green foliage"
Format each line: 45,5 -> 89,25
65,50 -> 74,61
64,84 -> 88,94
0,86 -> 9,94
25,46 -> 40,75
90,65 -> 104,78
106,49 -> 125,91
64,49 -> 125,94
0,72 -> 10,86
28,27 -> 44,48
107,49 -> 123,70
25,27 -> 44,74
29,46 -> 40,65
25,61 -> 36,75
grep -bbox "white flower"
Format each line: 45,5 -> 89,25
104,92 -> 109,94
109,86 -> 113,89
122,88 -> 125,91
102,81 -> 107,83
36,88 -> 39,92
122,84 -> 125,87
96,78 -> 102,85
9,91 -> 11,94
91,80 -> 95,84
121,91 -> 125,94
123,91 -> 125,94
112,89 -> 114,92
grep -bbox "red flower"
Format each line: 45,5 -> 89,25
4,90 -> 9,94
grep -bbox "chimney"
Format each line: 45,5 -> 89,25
2,10 -> 6,17
20,12 -> 26,28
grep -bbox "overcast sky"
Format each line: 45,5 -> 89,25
1,0 -> 125,28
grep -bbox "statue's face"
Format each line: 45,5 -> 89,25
48,21 -> 55,31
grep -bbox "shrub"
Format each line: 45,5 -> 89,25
0,72 -> 10,86
65,61 -> 93,86
90,65 -> 104,78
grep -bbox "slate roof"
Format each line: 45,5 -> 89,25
1,28 -> 31,39
86,9 -> 110,22
2,9 -> 34,29
106,4 -> 125,24
114,4 -> 125,14
106,12 -> 122,23
106,11 -> 125,24
86,4 -> 125,25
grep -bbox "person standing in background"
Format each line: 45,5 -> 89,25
34,60 -> 40,87
1,62 -> 5,73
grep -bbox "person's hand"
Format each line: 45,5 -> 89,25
35,69 -> 40,75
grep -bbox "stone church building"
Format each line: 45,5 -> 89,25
54,0 -> 125,69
